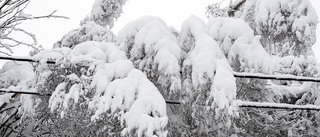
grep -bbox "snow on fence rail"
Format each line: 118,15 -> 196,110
1,55 -> 320,82
233,72 -> 320,82
1,89 -> 320,111
237,100 -> 320,111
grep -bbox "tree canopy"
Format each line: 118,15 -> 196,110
0,0 -> 319,136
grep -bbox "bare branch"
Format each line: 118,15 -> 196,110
0,0 -> 68,55
13,27 -> 37,44
32,10 -> 69,20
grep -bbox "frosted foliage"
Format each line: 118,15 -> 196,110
54,21 -> 115,49
46,41 -> 168,136
90,0 -> 127,28
239,0 -> 318,56
119,19 -> 183,96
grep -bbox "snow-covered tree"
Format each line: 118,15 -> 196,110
1,0 -> 320,136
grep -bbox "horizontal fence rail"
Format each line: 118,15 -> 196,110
0,55 -> 55,64
1,89 -> 320,111
237,100 -> 320,111
0,55 -> 319,82
233,72 -> 320,82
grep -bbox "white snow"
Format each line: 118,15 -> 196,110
116,16 -> 166,45
117,17 -> 184,95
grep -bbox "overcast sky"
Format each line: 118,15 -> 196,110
3,0 -> 320,63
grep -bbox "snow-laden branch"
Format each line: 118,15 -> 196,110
233,72 -> 320,82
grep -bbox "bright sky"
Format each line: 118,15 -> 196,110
2,0 -> 320,63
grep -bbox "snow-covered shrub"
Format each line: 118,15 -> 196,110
33,41 -> 168,137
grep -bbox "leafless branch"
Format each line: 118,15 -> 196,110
0,0 -> 69,55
